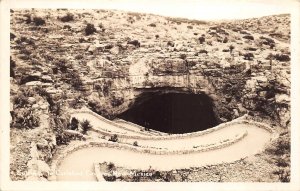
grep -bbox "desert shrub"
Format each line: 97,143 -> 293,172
198,49 -> 208,54
260,36 -> 275,48
10,32 -> 16,40
167,41 -> 175,47
274,54 -> 290,62
155,34 -> 159,39
127,40 -> 140,47
51,115 -> 71,145
273,169 -> 290,182
85,23 -> 96,35
23,13 -> 32,24
33,16 -> 46,26
104,175 -> 116,182
180,54 -> 187,60
80,119 -> 92,134
133,141 -> 138,146
244,47 -> 257,51
243,52 -> 254,60
110,96 -> 124,107
151,171 -> 162,180
54,59 -> 69,73
229,45 -> 235,53
108,162 -> 116,171
60,13 -> 74,22
275,158 -> 289,167
63,25 -> 72,30
75,54 -> 83,60
69,117 -> 79,130
16,36 -> 34,45
164,172 -> 175,182
198,36 -> 205,44
266,136 -> 290,156
243,35 -> 254,40
13,108 -> 40,129
148,23 -> 156,27
223,36 -> 228,43
108,134 -> 118,142
13,95 -> 29,109
19,48 -> 32,56
10,57 -> 16,78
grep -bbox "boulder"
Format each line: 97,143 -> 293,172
28,97 -> 36,104
275,94 -> 290,104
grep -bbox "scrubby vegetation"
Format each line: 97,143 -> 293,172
80,119 -> 92,134
60,12 -> 74,22
265,131 -> 290,182
108,134 -> 118,142
85,23 -> 96,35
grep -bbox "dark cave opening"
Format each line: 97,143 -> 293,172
118,92 -> 220,134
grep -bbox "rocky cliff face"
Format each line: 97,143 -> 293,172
10,9 -> 290,180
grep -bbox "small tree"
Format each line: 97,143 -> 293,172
33,17 -> 46,26
85,23 -> 96,35
133,141 -> 138,146
70,117 -> 79,130
80,119 -> 92,134
198,36 -> 205,44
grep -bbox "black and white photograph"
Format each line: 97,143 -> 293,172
1,0 -> 300,190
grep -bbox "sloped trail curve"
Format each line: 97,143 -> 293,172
55,111 -> 274,181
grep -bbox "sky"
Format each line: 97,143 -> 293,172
7,0 -> 296,20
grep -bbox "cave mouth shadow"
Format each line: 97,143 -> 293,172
117,92 -> 220,134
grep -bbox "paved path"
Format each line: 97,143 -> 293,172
57,111 -> 273,181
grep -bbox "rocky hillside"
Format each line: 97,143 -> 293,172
10,9 -> 290,181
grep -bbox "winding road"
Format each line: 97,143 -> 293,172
55,109 -> 273,181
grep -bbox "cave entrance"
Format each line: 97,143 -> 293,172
118,92 -> 220,134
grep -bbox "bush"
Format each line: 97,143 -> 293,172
274,54 -> 290,62
229,45 -> 235,53
69,117 -> 79,130
10,32 -> 16,40
167,41 -> 175,47
127,40 -> 140,47
108,134 -> 118,142
223,36 -> 228,43
10,57 -> 16,78
80,119 -> 92,134
180,54 -> 187,60
33,17 -> 46,26
51,116 -> 71,145
243,52 -> 254,60
13,95 -> 29,109
13,108 -> 40,129
110,96 -> 124,107
243,35 -> 254,40
198,49 -> 208,54
133,141 -> 138,146
75,54 -> 84,60
198,36 -> 205,44
85,23 -> 96,35
148,23 -> 156,27
60,13 -> 74,22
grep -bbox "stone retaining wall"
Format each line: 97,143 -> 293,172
114,119 -> 168,136
50,130 -> 248,180
70,109 -> 274,141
